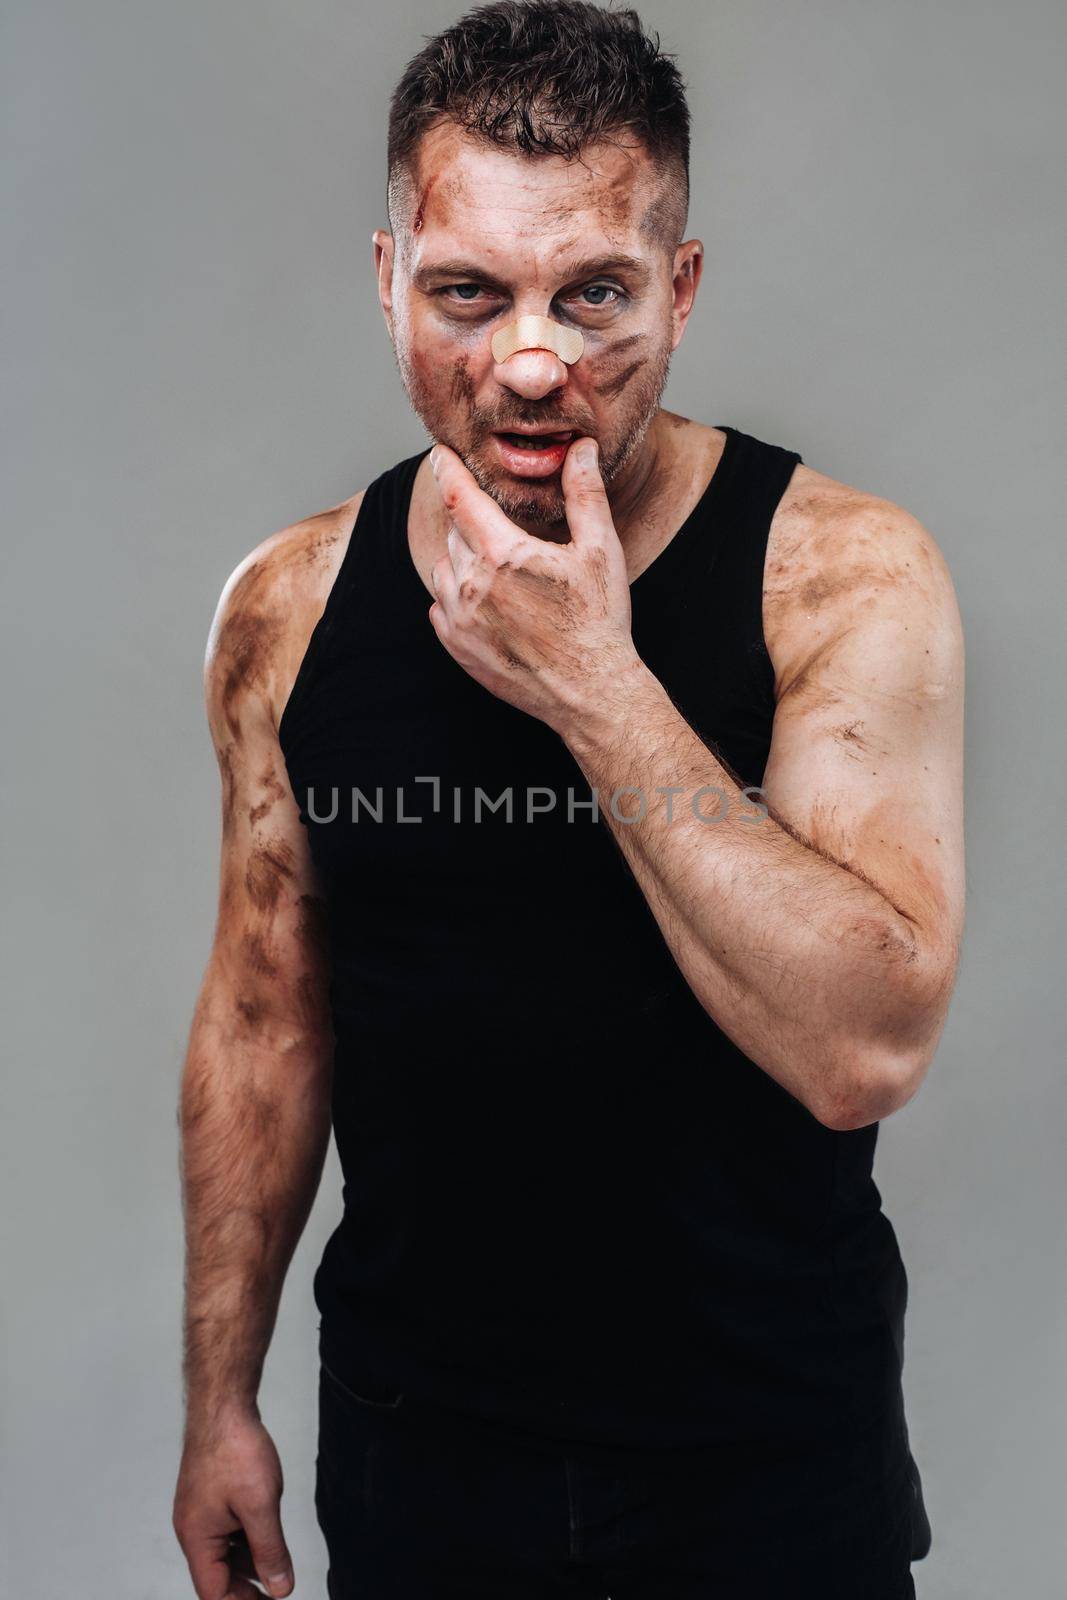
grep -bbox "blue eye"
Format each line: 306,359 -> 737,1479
446,284 -> 483,301
579,283 -> 621,306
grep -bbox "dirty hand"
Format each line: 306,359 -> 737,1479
427,436 -> 645,737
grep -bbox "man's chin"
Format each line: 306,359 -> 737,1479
466,450 -> 568,528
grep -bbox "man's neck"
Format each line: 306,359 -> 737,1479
594,412 -> 676,547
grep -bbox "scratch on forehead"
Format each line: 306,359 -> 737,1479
412,171 -> 439,234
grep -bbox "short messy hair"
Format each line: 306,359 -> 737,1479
386,0 -> 691,248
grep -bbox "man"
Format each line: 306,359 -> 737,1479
172,3 -> 964,1597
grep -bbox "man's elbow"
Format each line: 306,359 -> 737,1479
814,1048 -> 928,1131
819,985 -> 953,1126
814,975 -> 952,1130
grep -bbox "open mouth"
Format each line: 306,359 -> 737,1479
489,429 -> 583,477
495,429 -> 576,451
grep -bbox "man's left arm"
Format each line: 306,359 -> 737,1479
427,440 -> 965,1132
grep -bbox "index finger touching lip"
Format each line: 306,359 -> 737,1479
430,442 -> 528,560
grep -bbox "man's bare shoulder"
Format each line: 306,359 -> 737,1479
203,491 -> 366,746
763,458 -> 962,707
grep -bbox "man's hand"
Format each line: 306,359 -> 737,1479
173,1407 -> 294,1600
426,436 -> 644,734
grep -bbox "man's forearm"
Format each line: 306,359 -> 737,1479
560,663 -> 941,1127
178,984 -> 333,1435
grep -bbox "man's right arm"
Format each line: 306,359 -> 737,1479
172,539 -> 335,1600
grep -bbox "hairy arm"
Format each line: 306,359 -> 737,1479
562,497 -> 965,1131
173,539 -> 334,1600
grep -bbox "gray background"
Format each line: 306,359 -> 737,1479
3,1 -> 1064,1595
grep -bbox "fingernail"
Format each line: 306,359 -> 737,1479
576,439 -> 597,466
429,445 -> 441,475
265,1575 -> 292,1597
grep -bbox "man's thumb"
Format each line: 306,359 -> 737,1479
562,436 -> 614,546
239,1502 -> 294,1598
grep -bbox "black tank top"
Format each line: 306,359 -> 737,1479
278,425 -> 917,1462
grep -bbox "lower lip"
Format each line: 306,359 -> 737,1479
490,433 -> 575,477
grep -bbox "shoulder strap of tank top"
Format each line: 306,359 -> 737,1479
333,447 -> 429,615
710,423 -> 804,706
277,447 -> 429,752
713,425 -> 803,551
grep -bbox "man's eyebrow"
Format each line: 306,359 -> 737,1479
412,261 -> 501,290
557,253 -> 652,285
412,254 -> 652,291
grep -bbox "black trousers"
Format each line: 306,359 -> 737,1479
315,1359 -> 927,1598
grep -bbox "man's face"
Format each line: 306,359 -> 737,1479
374,122 -> 700,527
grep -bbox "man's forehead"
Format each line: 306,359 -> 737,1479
406,120 -> 663,242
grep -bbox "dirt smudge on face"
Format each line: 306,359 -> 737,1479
594,357 -> 646,401
450,354 -> 476,406
586,330 -> 649,402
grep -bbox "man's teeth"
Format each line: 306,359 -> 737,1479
505,433 -> 572,450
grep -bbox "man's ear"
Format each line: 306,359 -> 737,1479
669,239 -> 703,352
372,228 -> 395,339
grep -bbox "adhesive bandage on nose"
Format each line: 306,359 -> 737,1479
490,315 -> 585,366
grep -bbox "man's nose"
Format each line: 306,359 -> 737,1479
493,347 -> 569,400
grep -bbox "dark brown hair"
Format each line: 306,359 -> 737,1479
387,0 -> 690,246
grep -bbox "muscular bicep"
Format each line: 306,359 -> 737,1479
760,511 -> 965,981
200,563 -> 333,1049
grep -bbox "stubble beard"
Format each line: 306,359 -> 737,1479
396,334 -> 674,532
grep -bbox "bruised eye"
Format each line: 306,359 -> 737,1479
439,281 -> 624,309
575,283 -> 622,307
441,283 -> 491,303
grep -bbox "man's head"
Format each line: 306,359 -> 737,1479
374,0 -> 701,527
